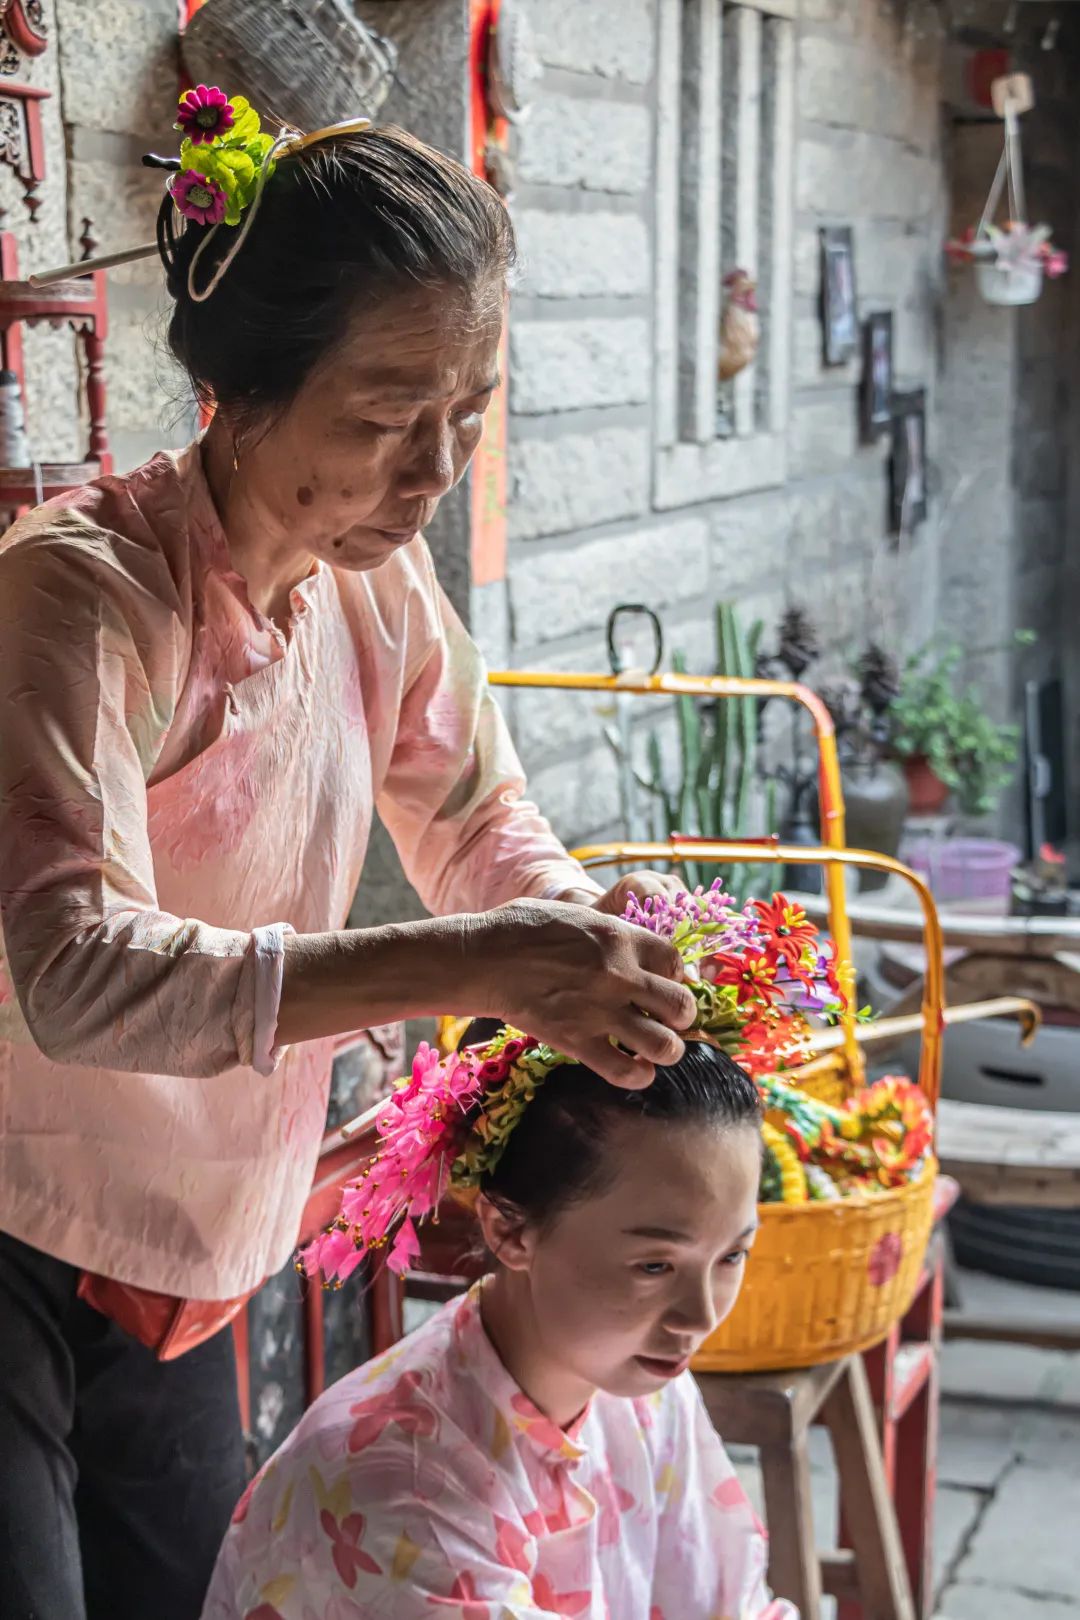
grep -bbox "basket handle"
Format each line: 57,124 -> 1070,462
569,839 -> 947,1111
489,667 -> 858,1075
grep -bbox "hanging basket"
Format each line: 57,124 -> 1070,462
947,78 -> 1066,309
975,259 -> 1044,307
182,0 -> 398,131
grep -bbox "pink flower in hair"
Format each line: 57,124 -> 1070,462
170,168 -> 226,226
299,1042 -> 487,1283
175,84 -> 235,145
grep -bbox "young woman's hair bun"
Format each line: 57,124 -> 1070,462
457,1021 -> 762,1228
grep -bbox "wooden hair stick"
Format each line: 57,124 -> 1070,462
27,242 -> 159,288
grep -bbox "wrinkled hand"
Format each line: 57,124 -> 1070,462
467,897 -> 696,1089
587,870 -> 687,918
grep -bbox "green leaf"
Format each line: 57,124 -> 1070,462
227,96 -> 261,144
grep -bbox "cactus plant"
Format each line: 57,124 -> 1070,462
640,602 -> 778,900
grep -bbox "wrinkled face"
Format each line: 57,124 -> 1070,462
235,278 -> 503,568
490,1117 -> 761,1403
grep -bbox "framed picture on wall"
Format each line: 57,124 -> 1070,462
861,311 -> 893,440
890,389 -> 928,533
820,226 -> 858,365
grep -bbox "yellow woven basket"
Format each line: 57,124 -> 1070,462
691,1159 -> 938,1373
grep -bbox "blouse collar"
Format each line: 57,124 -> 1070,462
454,1285 -> 591,1470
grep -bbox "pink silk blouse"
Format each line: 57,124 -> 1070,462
0,446 -> 597,1298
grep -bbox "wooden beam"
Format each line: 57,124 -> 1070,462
943,1313 -> 1080,1352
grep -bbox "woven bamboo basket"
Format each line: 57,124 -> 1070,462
690,1161 -> 938,1372
182,0 -> 398,129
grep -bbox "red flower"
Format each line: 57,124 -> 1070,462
319,1509 -> 382,1587
738,1013 -> 806,1073
710,952 -> 779,1006
712,1475 -> 750,1511
347,1371 -> 438,1453
494,1514 -> 533,1574
448,1573 -> 490,1620
750,894 -> 818,972
868,1231 -> 903,1287
531,1574 -> 592,1616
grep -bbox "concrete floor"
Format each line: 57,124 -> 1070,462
727,1266 -> 1080,1619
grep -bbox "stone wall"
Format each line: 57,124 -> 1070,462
478,0 -> 952,853
0,3 -> 190,474
937,19 -> 1078,844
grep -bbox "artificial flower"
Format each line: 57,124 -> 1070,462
169,167 -> 227,226
749,894 -> 819,974
300,884 -> 908,1287
175,83 -> 235,145
709,951 -> 780,1007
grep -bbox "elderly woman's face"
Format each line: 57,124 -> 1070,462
241,279 -> 503,569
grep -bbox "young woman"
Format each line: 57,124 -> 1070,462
203,1032 -> 795,1620
0,99 -> 693,1619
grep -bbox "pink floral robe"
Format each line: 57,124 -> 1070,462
202,1287 -> 797,1620
0,446 -> 597,1299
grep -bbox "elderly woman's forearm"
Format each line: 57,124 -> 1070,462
276,918 -> 478,1046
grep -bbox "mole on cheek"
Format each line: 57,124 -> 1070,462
333,538 -> 344,550
296,485 -> 314,507
340,487 -> 353,499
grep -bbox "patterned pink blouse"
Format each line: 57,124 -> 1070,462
203,1286 -> 796,1620
0,446 -> 596,1299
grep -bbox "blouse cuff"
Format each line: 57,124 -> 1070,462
249,921 -> 294,1077
539,871 -> 605,903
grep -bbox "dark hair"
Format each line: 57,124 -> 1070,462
160,125 -> 516,431
459,1020 -> 763,1230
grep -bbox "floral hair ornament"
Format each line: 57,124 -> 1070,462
165,88 -> 374,303
299,882 -> 854,1287
24,96 -> 372,293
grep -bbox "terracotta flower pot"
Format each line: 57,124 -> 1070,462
902,755 -> 950,815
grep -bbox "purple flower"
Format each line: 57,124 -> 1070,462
169,169 -> 226,226
175,84 -> 234,146
772,960 -> 842,1016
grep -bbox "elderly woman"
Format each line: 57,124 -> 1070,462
0,106 -> 694,1620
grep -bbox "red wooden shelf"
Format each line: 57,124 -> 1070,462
0,229 -> 111,509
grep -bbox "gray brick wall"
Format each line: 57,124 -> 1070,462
487,0 -> 952,854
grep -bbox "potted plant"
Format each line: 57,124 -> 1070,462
889,643 -> 1021,818
946,221 -> 1068,307
818,644 -> 909,885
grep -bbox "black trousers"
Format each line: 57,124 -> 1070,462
0,1231 -> 247,1620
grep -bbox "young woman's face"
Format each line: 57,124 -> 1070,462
236,279 -> 503,569
496,1117 -> 761,1404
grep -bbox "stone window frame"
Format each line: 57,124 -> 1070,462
653,0 -> 797,508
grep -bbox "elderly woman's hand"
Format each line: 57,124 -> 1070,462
466,897 -> 696,1090
588,870 -> 686,918
558,870 -> 687,918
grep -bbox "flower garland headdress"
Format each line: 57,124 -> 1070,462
299,882 -> 853,1286
159,85 -> 372,303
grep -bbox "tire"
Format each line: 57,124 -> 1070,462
949,1199 -> 1080,1292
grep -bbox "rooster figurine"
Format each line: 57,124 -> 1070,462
718,268 -> 760,382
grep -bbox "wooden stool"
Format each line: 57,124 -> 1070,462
696,1354 -> 914,1620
